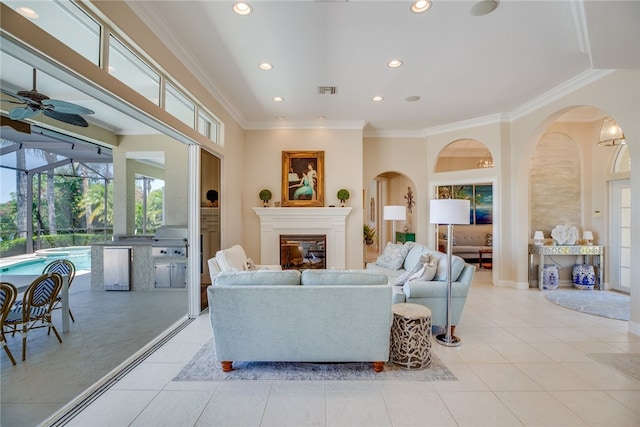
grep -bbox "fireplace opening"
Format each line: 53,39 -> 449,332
280,234 -> 326,270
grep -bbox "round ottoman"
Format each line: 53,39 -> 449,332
390,303 -> 432,370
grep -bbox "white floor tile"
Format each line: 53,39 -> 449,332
111,362 -> 185,390
439,391 -> 523,426
65,390 -> 158,427
551,390 -> 640,426
495,391 -> 588,426
195,382 -> 271,427
382,389 -> 457,426
261,388 -> 326,427
469,364 -> 543,391
130,390 -> 214,427
326,390 -> 391,427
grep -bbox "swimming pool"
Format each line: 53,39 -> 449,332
0,246 -> 91,274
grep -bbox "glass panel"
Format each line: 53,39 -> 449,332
620,226 -> 631,247
198,111 -> 219,144
166,83 -> 195,127
620,207 -> 630,227
108,35 -> 161,105
621,187 -> 631,207
3,0 -> 101,65
621,247 -> 631,268
620,266 -> 630,288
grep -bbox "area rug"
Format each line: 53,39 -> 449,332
545,289 -> 630,321
588,353 -> 640,382
173,338 -> 456,382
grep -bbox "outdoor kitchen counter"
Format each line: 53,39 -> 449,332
91,243 -> 155,291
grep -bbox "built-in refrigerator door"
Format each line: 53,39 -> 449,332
170,262 -> 187,288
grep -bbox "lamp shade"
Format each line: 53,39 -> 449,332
598,117 -> 626,146
383,205 -> 406,221
533,231 -> 544,240
583,231 -> 594,240
430,199 -> 470,225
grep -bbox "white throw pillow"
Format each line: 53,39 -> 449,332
215,244 -> 248,272
376,242 -> 411,270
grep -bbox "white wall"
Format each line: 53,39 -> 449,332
244,128 -> 364,268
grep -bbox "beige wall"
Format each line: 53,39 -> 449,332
243,128 -> 364,268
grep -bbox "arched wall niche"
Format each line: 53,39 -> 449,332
364,171 -> 416,262
530,132 -> 582,235
435,139 -> 494,172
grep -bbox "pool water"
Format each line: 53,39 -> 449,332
0,247 -> 91,274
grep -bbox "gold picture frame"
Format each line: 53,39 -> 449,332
282,151 -> 324,207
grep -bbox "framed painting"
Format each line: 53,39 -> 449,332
282,151 -> 324,207
474,184 -> 493,224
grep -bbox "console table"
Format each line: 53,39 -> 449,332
528,244 -> 604,291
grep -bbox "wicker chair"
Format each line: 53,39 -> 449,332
5,273 -> 63,361
0,282 -> 18,365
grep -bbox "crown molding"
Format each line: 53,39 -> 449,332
126,2 -> 247,129
510,69 -> 614,121
244,120 -> 366,131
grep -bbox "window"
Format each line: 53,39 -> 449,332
4,0 -> 101,65
198,111 -> 219,144
108,35 -> 161,105
165,83 -> 195,128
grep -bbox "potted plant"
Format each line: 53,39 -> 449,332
337,188 -> 350,207
363,224 -> 377,246
259,189 -> 272,207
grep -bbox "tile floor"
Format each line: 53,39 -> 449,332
0,273 -> 187,427
58,270 -> 639,426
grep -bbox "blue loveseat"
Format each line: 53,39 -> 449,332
207,268 -> 392,372
366,242 -> 476,333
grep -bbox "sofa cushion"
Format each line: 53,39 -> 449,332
375,242 -> 412,270
402,244 -> 429,271
301,269 -> 387,286
407,257 -> 438,282
394,254 -> 429,286
215,244 -> 248,272
429,251 -> 465,282
214,269 -> 301,286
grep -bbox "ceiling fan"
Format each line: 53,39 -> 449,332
1,68 -> 94,127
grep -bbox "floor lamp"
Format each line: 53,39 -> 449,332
383,205 -> 406,243
430,199 -> 470,347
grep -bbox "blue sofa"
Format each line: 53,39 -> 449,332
207,269 -> 392,372
366,242 -> 476,333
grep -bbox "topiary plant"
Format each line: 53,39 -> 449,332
337,188 -> 350,206
259,189 -> 272,206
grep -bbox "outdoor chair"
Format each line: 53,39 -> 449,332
43,259 -> 76,323
0,282 -> 18,365
4,273 -> 63,361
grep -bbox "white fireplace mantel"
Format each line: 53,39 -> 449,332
253,207 -> 352,269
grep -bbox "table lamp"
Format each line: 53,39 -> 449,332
533,230 -> 544,246
583,231 -> 594,245
430,199 -> 470,347
384,205 -> 406,243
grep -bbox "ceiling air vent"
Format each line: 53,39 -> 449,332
318,86 -> 338,95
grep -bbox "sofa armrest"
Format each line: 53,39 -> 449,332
403,280 -> 470,298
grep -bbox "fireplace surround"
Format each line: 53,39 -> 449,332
253,207 -> 352,269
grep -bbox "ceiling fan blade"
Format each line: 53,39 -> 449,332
1,88 -> 36,106
42,99 -> 94,115
43,110 -> 89,127
8,107 -> 40,120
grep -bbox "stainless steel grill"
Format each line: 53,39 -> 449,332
152,226 -> 188,288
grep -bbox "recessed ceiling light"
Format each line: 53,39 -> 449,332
387,59 -> 403,68
470,0 -> 499,16
259,63 -> 273,70
406,96 -> 421,102
372,96 -> 383,102
272,96 -> 284,102
410,0 -> 432,13
16,6 -> 39,19
317,116 -> 326,120
233,2 -> 252,15
276,115 -> 286,120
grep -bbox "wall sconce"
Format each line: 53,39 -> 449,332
533,231 -> 544,246
583,231 -> 594,246
383,205 -> 406,243
598,117 -> 626,146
